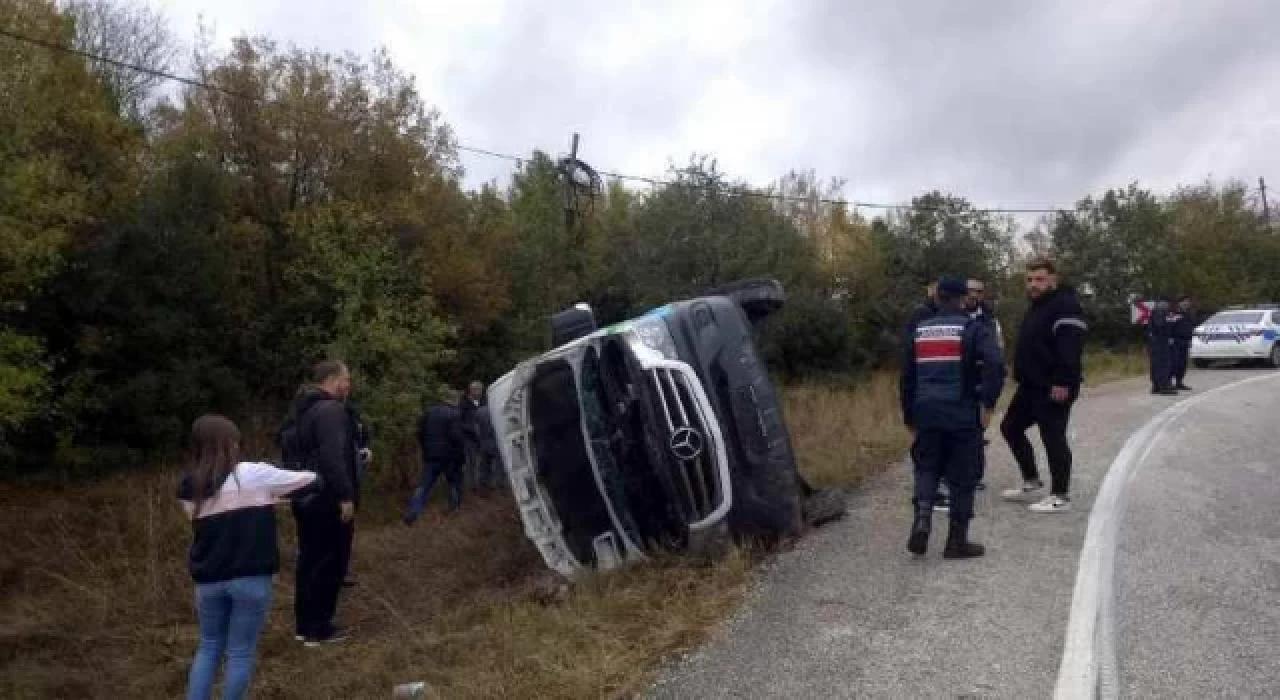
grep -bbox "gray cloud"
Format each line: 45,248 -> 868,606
162,0 -> 1280,210
785,0 -> 1279,206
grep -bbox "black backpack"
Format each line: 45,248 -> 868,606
277,401 -> 319,471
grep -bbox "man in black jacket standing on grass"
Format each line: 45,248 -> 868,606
1000,259 -> 1088,514
281,360 -> 358,646
339,401 -> 371,589
403,391 -> 467,523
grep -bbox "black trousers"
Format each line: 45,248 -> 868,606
1171,339 -> 1191,383
337,519 -> 355,582
293,500 -> 346,637
912,426 -> 984,524
1148,336 -> 1172,390
1000,385 -> 1076,496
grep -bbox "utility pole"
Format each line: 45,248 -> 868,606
1261,177 -> 1271,229
564,132 -> 580,233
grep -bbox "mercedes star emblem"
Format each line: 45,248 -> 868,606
669,426 -> 704,461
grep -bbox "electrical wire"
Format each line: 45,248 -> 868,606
1,24 -> 1264,217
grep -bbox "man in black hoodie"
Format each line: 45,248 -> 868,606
283,360 -> 358,646
1000,259 -> 1087,514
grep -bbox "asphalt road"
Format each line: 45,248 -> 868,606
1117,372 -> 1280,699
647,368 -> 1280,700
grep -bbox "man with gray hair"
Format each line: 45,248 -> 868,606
459,380 -> 492,490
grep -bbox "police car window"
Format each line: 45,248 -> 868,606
1206,312 -> 1264,325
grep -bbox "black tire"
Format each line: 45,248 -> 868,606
802,487 -> 849,527
1193,358 -> 1211,369
550,304 -> 597,348
704,278 -> 786,322
1270,344 -> 1280,369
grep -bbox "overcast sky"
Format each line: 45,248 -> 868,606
153,0 -> 1279,214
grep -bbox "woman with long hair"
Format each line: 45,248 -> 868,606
178,414 -> 320,700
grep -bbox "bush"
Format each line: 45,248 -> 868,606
759,296 -> 862,379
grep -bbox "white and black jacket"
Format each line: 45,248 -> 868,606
177,463 -> 319,584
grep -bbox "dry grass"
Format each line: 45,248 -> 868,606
0,359 -> 1147,699
0,381 -> 893,700
783,372 -> 911,488
1083,347 -> 1148,387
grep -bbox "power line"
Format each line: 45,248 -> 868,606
590,165 -> 1074,213
0,24 -> 1074,215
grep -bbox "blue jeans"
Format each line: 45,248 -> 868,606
187,575 -> 273,700
405,459 -> 462,521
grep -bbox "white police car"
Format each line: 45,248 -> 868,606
1190,304 -> 1280,368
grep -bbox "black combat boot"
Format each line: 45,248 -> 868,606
943,521 -> 985,559
907,511 -> 932,555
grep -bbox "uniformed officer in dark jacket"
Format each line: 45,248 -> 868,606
1167,296 -> 1195,391
902,281 -> 951,512
901,276 -> 1006,558
1147,299 -> 1177,395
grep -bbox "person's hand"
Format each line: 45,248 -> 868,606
1050,385 -> 1070,403
339,501 -> 355,523
358,448 -> 372,465
980,408 -> 992,430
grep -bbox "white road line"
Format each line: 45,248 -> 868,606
1053,372 -> 1280,700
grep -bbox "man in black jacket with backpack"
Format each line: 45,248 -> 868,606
279,360 -> 359,646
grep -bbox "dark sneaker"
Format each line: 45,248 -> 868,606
302,625 -> 349,647
1175,383 -> 1192,391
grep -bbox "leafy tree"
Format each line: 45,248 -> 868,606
621,158 -> 820,306
1049,184 -> 1171,344
0,0 -> 140,462
8,0 -> 1280,477
1165,181 -> 1280,309
63,0 -> 176,120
